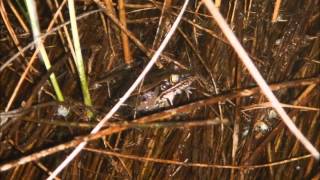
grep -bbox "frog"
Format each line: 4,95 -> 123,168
134,74 -> 196,113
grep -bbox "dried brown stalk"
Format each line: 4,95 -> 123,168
118,0 -> 133,65
271,0 -> 282,23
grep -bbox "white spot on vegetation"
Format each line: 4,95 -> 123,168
57,105 -> 70,117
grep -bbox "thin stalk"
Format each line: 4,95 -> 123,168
118,0 -> 133,64
25,0 -> 64,102
67,0 -> 92,112
271,0 -> 282,23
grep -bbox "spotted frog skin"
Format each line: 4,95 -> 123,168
135,74 -> 196,112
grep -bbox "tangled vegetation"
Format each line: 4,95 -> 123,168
0,0 -> 319,179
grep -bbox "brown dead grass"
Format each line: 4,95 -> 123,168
0,0 -> 319,179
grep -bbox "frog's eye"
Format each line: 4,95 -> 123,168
160,80 -> 170,90
160,84 -> 168,90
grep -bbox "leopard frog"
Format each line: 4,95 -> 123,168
135,74 -> 196,112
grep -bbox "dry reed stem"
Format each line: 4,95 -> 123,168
231,52 -> 242,179
118,0 -> 133,64
150,0 -> 172,68
3,45 -> 40,114
272,0 -> 282,23
242,102 -> 320,112
20,118 -> 229,129
7,0 -> 29,33
102,0 -> 117,69
103,0 -> 116,15
83,147 -> 313,170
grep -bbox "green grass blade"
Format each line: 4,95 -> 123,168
68,0 -> 92,116
25,0 -> 64,102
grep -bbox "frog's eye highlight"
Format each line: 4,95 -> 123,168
160,83 -> 168,90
